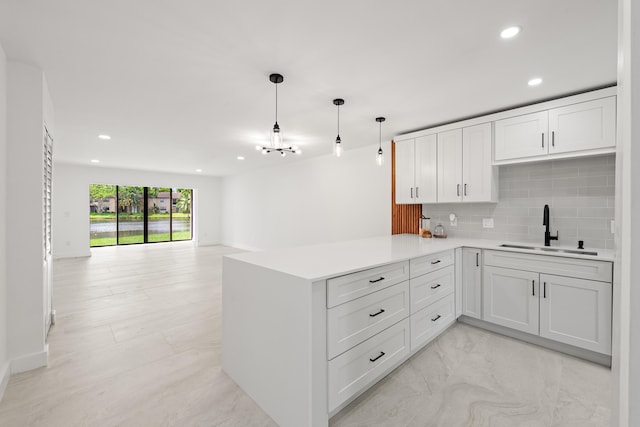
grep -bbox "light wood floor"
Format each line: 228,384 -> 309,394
0,243 -> 611,426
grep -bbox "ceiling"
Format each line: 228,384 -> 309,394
0,0 -> 617,177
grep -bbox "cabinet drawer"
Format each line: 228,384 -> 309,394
410,293 -> 455,352
484,250 -> 612,283
410,250 -> 454,278
328,318 -> 410,412
410,265 -> 454,314
327,261 -> 409,308
328,282 -> 410,360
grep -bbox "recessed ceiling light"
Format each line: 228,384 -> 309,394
500,26 -> 521,39
237,156 -> 245,160
98,134 -> 111,140
91,159 -> 100,163
528,77 -> 543,86
195,169 -> 202,172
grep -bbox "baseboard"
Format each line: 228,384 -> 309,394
220,241 -> 262,252
10,345 -> 48,374
458,316 -> 612,367
196,240 -> 221,247
0,360 -> 10,402
53,249 -> 91,259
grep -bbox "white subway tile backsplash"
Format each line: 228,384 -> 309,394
423,155 -> 615,249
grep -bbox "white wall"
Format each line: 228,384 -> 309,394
615,0 -> 640,425
0,41 -> 9,397
221,143 -> 391,251
52,163 -> 223,258
5,62 -> 49,372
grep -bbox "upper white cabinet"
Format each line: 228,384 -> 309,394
548,97 -> 616,154
438,123 -> 497,203
394,135 -> 437,204
494,112 -> 548,161
494,96 -> 616,164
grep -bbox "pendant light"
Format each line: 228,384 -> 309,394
256,73 -> 300,157
333,98 -> 344,157
375,117 -> 385,166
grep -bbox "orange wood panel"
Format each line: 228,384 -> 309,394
391,141 -> 421,234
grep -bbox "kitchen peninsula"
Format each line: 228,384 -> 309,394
221,234 -> 614,427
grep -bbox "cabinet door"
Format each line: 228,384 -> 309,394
462,123 -> 496,202
437,129 -> 463,202
539,274 -> 612,355
461,248 -> 482,319
483,266 -> 539,335
394,140 -> 415,204
494,111 -> 548,162
414,134 -> 437,203
548,96 -> 616,155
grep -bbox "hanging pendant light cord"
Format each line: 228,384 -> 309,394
337,104 -> 340,134
275,82 -> 278,123
379,121 -> 382,149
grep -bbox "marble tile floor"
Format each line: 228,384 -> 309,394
0,243 -> 611,426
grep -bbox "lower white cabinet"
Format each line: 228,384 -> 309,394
328,318 -> 410,411
482,250 -> 613,356
411,293 -> 454,351
461,248 -> 482,319
539,274 -> 612,355
483,266 -> 540,335
327,282 -> 410,359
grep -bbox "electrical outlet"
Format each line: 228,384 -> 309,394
482,218 -> 494,228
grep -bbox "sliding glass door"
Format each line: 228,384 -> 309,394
148,187 -> 171,243
117,186 -> 145,245
89,184 -> 193,247
172,188 -> 192,241
89,184 -> 117,246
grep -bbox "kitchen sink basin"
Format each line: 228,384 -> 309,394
499,244 -> 598,256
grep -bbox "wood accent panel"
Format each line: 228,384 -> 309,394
391,141 -> 421,234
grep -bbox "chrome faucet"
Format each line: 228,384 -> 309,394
543,204 -> 558,246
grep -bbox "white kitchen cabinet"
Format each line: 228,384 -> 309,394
436,129 -> 463,202
548,97 -> 616,155
494,96 -> 616,163
494,111 -> 548,162
482,250 -> 613,356
328,318 -> 410,411
410,293 -> 455,351
394,135 -> 437,204
539,274 -> 612,355
483,265 -> 539,335
461,248 -> 482,319
437,123 -> 497,203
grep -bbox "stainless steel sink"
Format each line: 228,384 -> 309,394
499,244 -> 598,256
499,244 -> 537,250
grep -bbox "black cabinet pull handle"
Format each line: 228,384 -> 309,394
476,252 -> 479,267
369,309 -> 385,317
532,280 -> 535,296
457,184 -> 460,196
369,277 -> 385,283
410,187 -> 413,199
544,282 -> 547,298
552,131 -> 555,147
542,133 -> 545,148
431,260 -> 441,265
431,314 -> 441,322
464,183 -> 467,196
430,284 -> 441,290
369,351 -> 385,362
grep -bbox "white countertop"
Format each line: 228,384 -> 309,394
225,234 -> 615,281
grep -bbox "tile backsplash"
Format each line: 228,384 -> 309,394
423,155 -> 615,250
